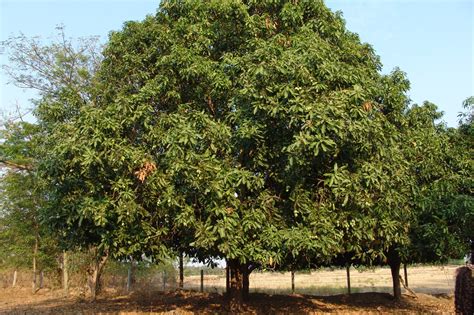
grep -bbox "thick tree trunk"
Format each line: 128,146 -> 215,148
388,248 -> 402,300
179,252 -> 184,289
228,260 -> 255,309
455,265 -> 474,315
87,249 -> 109,300
63,251 -> 69,296
228,259 -> 244,310
242,266 -> 250,300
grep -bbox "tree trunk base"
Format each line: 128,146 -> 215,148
388,249 -> 402,300
87,249 -> 109,300
227,259 -> 252,310
455,265 -> 473,315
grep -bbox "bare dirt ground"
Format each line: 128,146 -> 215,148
0,265 -> 458,314
0,287 -> 454,314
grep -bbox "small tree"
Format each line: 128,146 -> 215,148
0,121 -> 59,291
1,28 -> 115,298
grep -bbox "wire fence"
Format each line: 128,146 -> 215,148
0,264 -> 460,296
174,265 -> 458,296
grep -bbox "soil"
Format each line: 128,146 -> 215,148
0,287 -> 454,314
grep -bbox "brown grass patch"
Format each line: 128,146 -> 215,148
0,287 -> 454,314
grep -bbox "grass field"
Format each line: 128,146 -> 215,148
184,264 -> 458,296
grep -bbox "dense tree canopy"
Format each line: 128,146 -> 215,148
1,0 -> 471,306
35,0 -> 418,303
402,102 -> 472,263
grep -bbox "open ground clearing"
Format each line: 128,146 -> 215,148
0,265 -> 458,314
0,287 -> 454,314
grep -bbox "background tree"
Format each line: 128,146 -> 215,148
0,120 -> 59,292
1,27 -> 112,298
378,98 -> 474,299
404,102 -> 472,261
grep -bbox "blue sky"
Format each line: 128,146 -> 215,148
1,0 -> 472,127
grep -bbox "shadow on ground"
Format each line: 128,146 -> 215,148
2,289 -> 453,314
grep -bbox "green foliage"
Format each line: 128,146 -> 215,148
0,121 -> 59,271
0,171 -> 37,268
0,121 -> 36,169
0,27 -> 102,276
2,2 -> 470,286
401,100 -> 474,263
37,0 -> 418,270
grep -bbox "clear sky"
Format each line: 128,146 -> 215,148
1,0 -> 473,126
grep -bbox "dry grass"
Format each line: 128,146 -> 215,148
0,287 -> 454,314
184,265 -> 458,296
0,265 -> 459,314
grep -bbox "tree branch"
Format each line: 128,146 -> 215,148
0,159 -> 32,171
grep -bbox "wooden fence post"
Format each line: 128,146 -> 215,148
12,269 -> 17,288
346,264 -> 351,295
226,264 -> 230,294
179,252 -> 184,289
403,264 -> 408,287
127,258 -> 133,292
63,251 -> 69,296
39,270 -> 44,289
162,271 -> 166,291
291,271 -> 295,294
200,269 -> 204,292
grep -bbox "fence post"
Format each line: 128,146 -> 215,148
179,252 -> 184,289
200,269 -> 204,292
12,269 -> 17,288
403,264 -> 408,287
162,270 -> 166,291
63,251 -> 69,296
226,264 -> 230,294
291,270 -> 295,294
39,270 -> 44,289
346,264 -> 351,294
127,259 -> 133,292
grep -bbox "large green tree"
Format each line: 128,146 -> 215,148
40,0 -> 416,305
